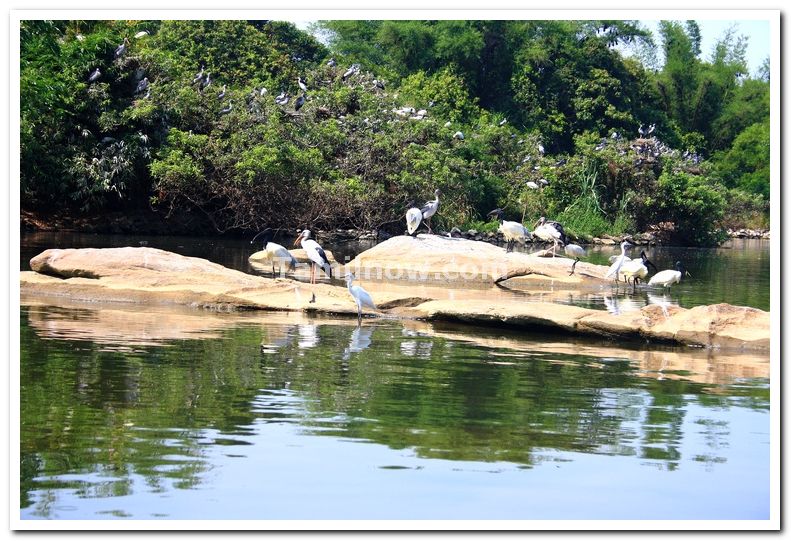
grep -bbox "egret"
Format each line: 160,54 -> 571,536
533,216 -> 567,256
135,77 -> 149,94
217,85 -> 226,100
342,64 -> 359,80
638,124 -> 645,137
327,58 -> 337,67
250,228 -> 297,276
488,209 -> 529,253
538,143 -> 545,155
647,123 -> 656,135
260,87 -> 267,96
605,241 -> 633,284
88,68 -> 101,83
526,181 -> 539,190
275,91 -> 289,105
420,189 -> 441,234
498,118 -> 508,126
219,101 -> 232,115
648,261 -> 690,289
444,121 -> 452,128
134,30 -> 149,39
114,37 -> 129,59
564,243 -> 587,275
294,229 -> 332,283
405,204 -> 423,236
538,178 -> 549,187
297,76 -> 308,92
295,94 -> 306,111
346,273 -> 377,325
452,131 -> 464,140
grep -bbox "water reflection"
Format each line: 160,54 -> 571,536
19,301 -> 770,520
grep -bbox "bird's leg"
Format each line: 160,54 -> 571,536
569,258 -> 578,276
426,217 -> 432,234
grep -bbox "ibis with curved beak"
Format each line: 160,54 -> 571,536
648,261 -> 691,288
564,243 -> 587,275
294,230 -> 332,284
533,216 -> 567,256
250,228 -> 297,276
346,273 -> 377,325
488,208 -> 529,253
619,251 -> 658,292
420,189 -> 441,234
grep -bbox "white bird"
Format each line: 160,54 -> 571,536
88,68 -> 101,83
260,87 -> 267,96
250,228 -> 297,276
294,229 -> 332,284
648,261 -> 690,288
134,31 -> 149,39
537,178 -> 549,186
346,273 -> 377,324
420,189 -> 441,234
192,66 -> 204,84
405,205 -> 423,236
488,209 -> 529,253
452,131 -> 464,140
526,181 -> 539,190
533,216 -> 567,256
114,37 -> 129,59
605,241 -> 633,284
619,251 -> 658,288
564,243 -> 587,275
297,76 -> 308,92
219,100 -> 232,115
498,118 -> 507,126
444,121 -> 452,128
538,143 -> 545,155
217,84 -> 226,99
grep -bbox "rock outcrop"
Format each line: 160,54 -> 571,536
21,246 -> 771,350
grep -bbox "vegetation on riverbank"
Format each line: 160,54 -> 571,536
20,19 -> 770,245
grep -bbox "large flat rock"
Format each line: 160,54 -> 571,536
345,234 -> 607,284
21,246 -> 770,350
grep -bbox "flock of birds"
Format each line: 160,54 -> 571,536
249,188 -> 691,324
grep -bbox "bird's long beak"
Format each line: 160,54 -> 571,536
685,271 -> 693,277
293,233 -> 302,247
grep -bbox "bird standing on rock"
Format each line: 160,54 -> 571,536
405,203 -> 423,236
420,189 -> 441,234
564,244 -> 587,275
533,217 -> 567,256
294,229 -> 332,284
488,209 -> 529,253
346,273 -> 377,325
250,228 -> 297,276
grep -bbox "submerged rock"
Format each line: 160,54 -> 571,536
21,246 -> 770,350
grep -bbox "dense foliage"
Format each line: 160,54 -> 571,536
20,19 -> 771,244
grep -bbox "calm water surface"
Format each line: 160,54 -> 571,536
18,232 -> 771,521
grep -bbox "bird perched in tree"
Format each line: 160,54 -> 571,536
295,94 -> 306,111
217,85 -> 226,100
88,68 -> 101,83
219,100 -> 232,115
488,209 -> 530,253
135,77 -> 149,94
297,76 -> 308,92
114,37 -> 129,59
192,66 -> 204,84
452,131 -> 464,140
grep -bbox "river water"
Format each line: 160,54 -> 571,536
17,232 -> 773,522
